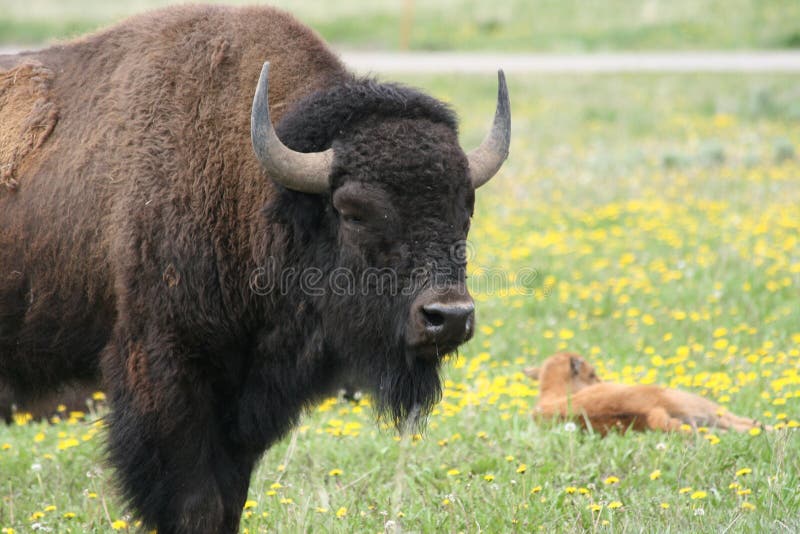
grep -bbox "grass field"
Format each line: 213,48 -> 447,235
0,71 -> 798,532
1,0 -> 800,51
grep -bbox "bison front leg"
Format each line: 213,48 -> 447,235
102,335 -> 255,534
645,407 -> 686,432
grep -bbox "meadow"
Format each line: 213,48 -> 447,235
1,71 -> 798,532
1,0 -> 799,51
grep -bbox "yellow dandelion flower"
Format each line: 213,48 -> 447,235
2,444 -> 11,451
316,507 -> 329,514
57,438 -> 80,450
748,427 -> 762,436
43,505 -> 56,512
505,455 -> 514,462
558,328 -> 574,340
447,468 -> 460,476
565,486 -> 577,494
604,476 -> 619,485
736,468 -> 752,477
484,474 -> 495,482
578,487 -> 590,495
690,491 -> 707,500
92,391 -> 106,401
587,503 -> 602,512
63,512 -> 76,519
441,498 -> 451,506
660,503 -> 670,509
279,498 -> 293,505
30,511 -> 44,520
243,500 -> 257,510
516,464 -> 527,474
679,487 -> 692,494
328,468 -> 343,477
649,469 -> 662,480
269,482 -> 282,489
335,507 -> 347,518
737,489 -> 751,496
741,502 -> 756,511
34,432 -> 46,443
530,486 -> 542,494
607,501 -> 623,509
111,519 -> 128,530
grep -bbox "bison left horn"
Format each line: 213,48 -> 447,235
466,70 -> 511,188
251,62 -> 333,193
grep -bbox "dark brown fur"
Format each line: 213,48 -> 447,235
1,6 -> 485,533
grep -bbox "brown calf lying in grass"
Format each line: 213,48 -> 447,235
525,352 -> 765,434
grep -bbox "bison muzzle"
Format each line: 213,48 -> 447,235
0,5 -> 510,533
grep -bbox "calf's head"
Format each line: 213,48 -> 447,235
251,63 -> 509,426
525,353 -> 601,396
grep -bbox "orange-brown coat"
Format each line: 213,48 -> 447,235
525,353 -> 764,434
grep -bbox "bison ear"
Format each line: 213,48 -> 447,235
523,366 -> 540,380
569,356 -> 583,377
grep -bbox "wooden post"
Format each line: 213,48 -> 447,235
400,0 -> 415,50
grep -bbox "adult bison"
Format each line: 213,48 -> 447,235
0,5 -> 510,533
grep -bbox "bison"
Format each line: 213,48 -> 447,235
0,5 -> 510,533
526,353 -> 766,434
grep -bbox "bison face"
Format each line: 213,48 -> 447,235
330,117 -> 475,361
252,63 -> 509,427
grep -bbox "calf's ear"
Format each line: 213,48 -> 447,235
569,356 -> 583,376
524,366 -> 540,380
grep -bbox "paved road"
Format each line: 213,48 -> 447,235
340,51 -> 800,73
3,47 -> 800,73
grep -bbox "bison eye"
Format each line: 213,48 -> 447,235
342,213 -> 363,225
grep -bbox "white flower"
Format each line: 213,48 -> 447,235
564,422 -> 577,432
31,463 -> 42,472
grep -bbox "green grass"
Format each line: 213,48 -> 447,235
1,73 -> 799,532
1,0 -> 799,50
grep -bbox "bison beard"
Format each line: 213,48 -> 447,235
0,5 -> 509,533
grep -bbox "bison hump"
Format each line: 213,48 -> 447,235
0,61 -> 59,193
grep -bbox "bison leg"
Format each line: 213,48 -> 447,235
646,407 -> 685,432
103,335 -> 255,534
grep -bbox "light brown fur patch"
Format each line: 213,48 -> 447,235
126,341 -> 157,413
528,352 -> 766,434
0,61 -> 59,192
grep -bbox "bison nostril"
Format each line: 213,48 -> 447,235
422,308 -> 445,328
420,301 -> 475,341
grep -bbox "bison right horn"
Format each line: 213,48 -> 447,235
251,62 -> 333,194
466,70 -> 511,188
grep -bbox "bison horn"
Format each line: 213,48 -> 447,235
251,62 -> 333,193
467,70 -> 511,188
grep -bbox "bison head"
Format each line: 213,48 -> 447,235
251,63 -> 510,428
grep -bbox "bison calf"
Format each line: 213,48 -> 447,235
0,5 -> 510,533
526,353 -> 766,434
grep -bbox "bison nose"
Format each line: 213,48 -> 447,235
420,300 -> 475,344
